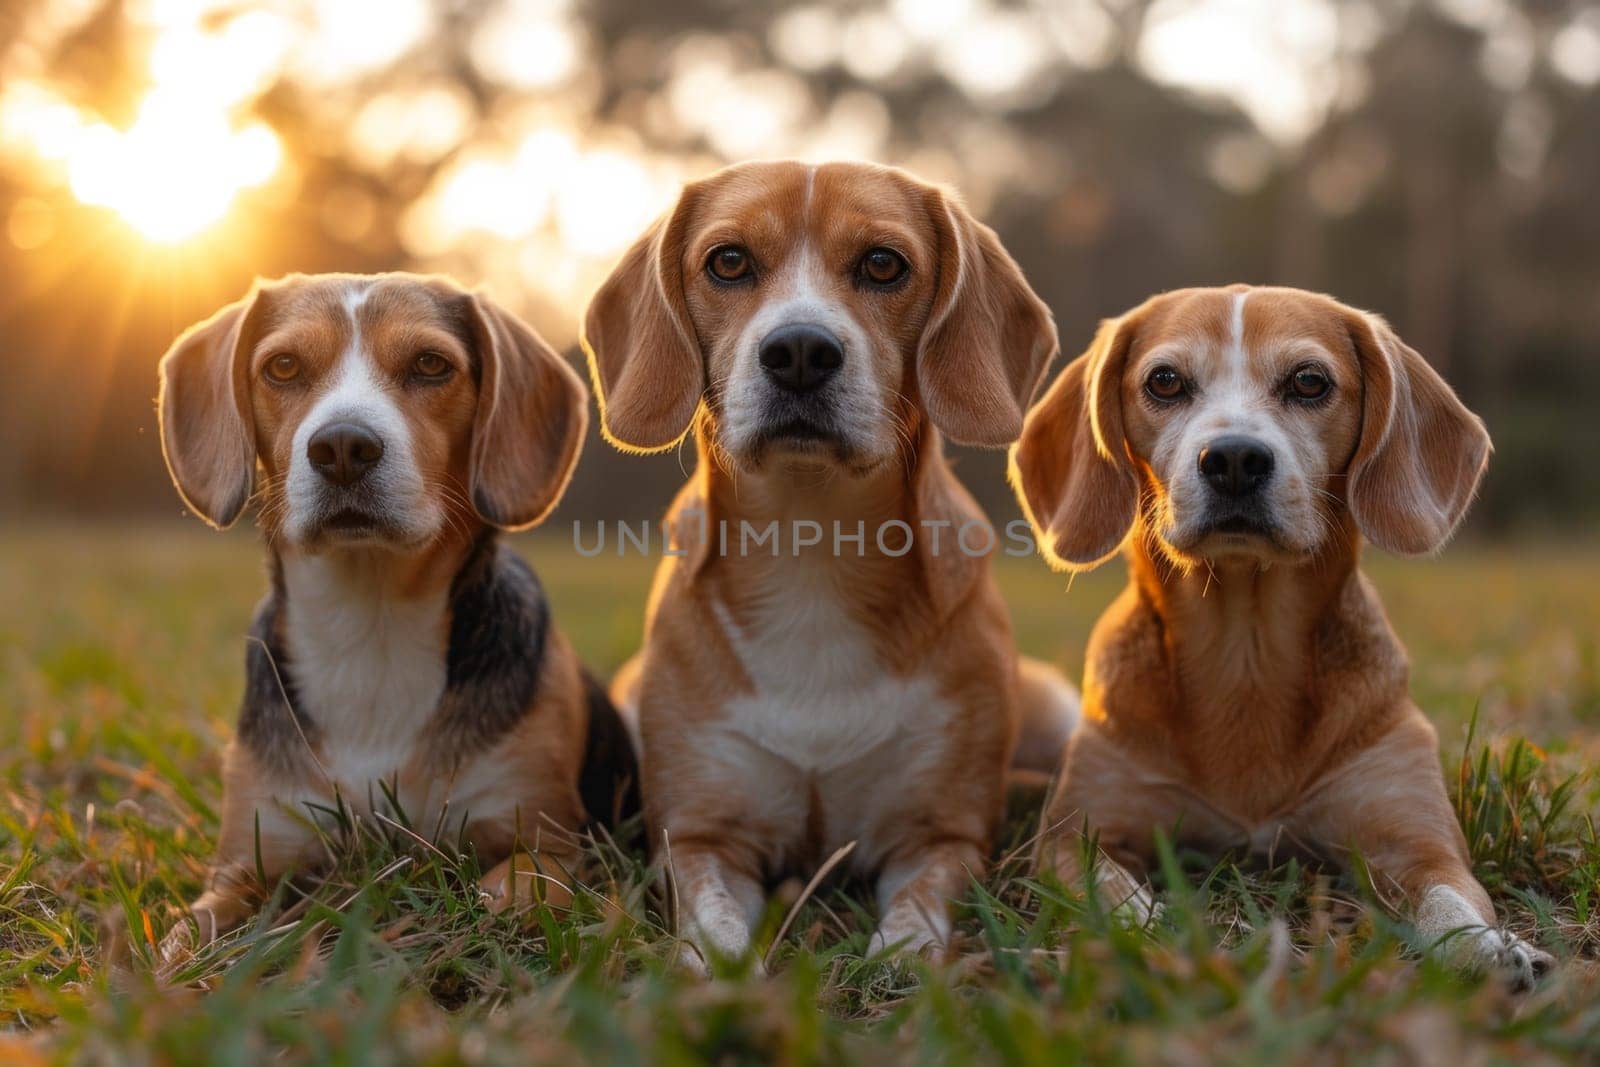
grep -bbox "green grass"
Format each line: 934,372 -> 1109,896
1,523 -> 1597,1064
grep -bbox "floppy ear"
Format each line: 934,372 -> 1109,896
1344,311 -> 1491,555
157,289 -> 267,529
580,191 -> 704,452
916,187 -> 1058,447
1008,314 -> 1141,572
465,294 -> 588,531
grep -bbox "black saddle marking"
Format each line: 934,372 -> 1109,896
577,668 -> 640,827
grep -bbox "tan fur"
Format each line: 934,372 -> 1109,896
581,161 -> 1055,454
1011,285 -> 1549,985
584,161 -> 1069,967
158,274 -> 598,953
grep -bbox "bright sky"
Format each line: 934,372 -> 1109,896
0,0 -> 1585,316
1138,0 -> 1348,142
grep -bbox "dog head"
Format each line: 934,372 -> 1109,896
1011,285 -> 1491,571
158,272 -> 586,549
581,160 -> 1056,473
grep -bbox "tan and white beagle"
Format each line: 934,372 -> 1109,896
581,160 -> 1078,969
1010,284 -> 1554,987
157,272 -> 636,948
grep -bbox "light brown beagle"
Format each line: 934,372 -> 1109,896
157,272 -> 636,950
582,160 -> 1078,968
1010,284 -> 1553,987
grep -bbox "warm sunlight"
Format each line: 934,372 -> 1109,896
3,3 -> 306,244
1,0 -> 1586,331
1,4 -> 290,244
4,2 -> 1598,1058
66,93 -> 281,242
0,0 -> 1351,290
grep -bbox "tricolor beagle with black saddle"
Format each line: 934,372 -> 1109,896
157,272 -> 636,948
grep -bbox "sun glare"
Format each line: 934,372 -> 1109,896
4,3 -> 303,244
0,0 -> 1408,320
65,94 -> 281,242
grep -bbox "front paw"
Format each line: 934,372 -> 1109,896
1486,931 -> 1555,993
1087,862 -> 1162,928
676,922 -> 763,978
1107,883 -> 1164,929
157,899 -> 229,969
1430,924 -> 1554,992
157,917 -> 200,968
866,921 -> 944,961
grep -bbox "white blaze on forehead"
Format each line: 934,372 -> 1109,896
342,279 -> 372,319
282,279 -> 433,542
1228,289 -> 1248,370
1207,289 -> 1255,429
298,281 -> 406,448
718,189 -> 890,461
1152,286 -> 1332,556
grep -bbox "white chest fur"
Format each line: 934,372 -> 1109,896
712,561 -> 951,773
280,553 -> 449,797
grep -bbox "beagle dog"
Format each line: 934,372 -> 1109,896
157,272 -> 636,946
1010,285 -> 1554,987
582,160 -> 1078,968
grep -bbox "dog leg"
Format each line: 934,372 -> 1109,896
1042,832 -> 1162,927
672,846 -> 765,975
1297,719 -> 1555,990
163,802 -> 309,964
868,839 -> 985,959
1037,727 -> 1190,928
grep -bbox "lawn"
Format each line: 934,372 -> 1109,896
1,523 -> 1597,1064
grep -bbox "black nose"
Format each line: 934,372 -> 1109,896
307,422 -> 384,487
758,324 -> 843,394
1198,436 -> 1274,498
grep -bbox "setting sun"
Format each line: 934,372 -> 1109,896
64,93 -> 281,242
0,0 -> 297,245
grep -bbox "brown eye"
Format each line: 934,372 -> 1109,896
859,247 -> 908,286
413,351 -> 451,379
707,246 -> 752,283
263,354 -> 300,383
1288,365 -> 1330,401
1146,366 -> 1186,402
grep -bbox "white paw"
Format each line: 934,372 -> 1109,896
1108,883 -> 1164,928
1090,865 -> 1162,928
1471,928 -> 1555,992
677,921 -> 759,978
674,940 -> 713,978
157,921 -> 198,969
1416,885 -> 1553,991
867,923 -> 942,960
159,903 -> 224,968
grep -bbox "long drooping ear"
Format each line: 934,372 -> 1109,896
580,190 -> 704,452
1344,311 -> 1491,555
157,288 -> 269,529
916,186 -> 1057,447
1008,314 -> 1141,572
465,293 -> 588,530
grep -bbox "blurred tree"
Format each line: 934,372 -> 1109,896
0,0 -> 1595,530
